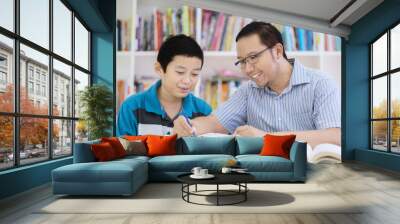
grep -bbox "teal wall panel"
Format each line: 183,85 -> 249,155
344,0 -> 400,171
0,158 -> 72,199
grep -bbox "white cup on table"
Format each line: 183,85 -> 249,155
191,167 -> 202,176
199,169 -> 208,176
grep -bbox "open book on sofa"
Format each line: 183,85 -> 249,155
307,143 -> 341,163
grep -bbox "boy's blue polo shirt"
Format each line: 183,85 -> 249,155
117,80 -> 212,136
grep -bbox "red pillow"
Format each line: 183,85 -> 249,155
101,137 -> 127,158
124,135 -> 148,144
146,135 -> 177,157
91,142 -> 118,161
259,134 -> 296,159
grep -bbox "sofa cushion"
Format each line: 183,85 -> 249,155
101,137 -> 127,158
147,135 -> 177,157
260,134 -> 296,159
91,142 -> 118,161
148,154 -> 235,172
52,158 -> 147,183
118,138 -> 147,156
236,155 -> 293,172
124,135 -> 148,144
178,137 -> 236,155
236,137 -> 263,155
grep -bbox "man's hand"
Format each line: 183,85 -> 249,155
173,115 -> 195,138
233,125 -> 266,137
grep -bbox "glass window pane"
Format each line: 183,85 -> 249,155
391,120 -> 400,153
75,120 -> 88,143
74,69 -> 89,118
53,59 -> 72,117
372,33 -> 387,76
75,18 -> 89,70
0,116 -> 14,170
53,0 -> 72,60
20,117 -> 49,165
0,0 -> 14,31
391,24 -> 400,70
53,119 -> 72,158
372,77 -> 387,119
20,44 -> 49,115
20,0 -> 49,49
391,72 -> 400,118
0,35 -> 14,112
372,121 -> 388,151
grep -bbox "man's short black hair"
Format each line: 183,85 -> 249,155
236,22 -> 288,60
157,34 -> 204,72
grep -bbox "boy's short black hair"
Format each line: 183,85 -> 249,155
236,22 -> 288,60
157,34 -> 204,72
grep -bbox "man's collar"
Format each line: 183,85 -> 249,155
290,59 -> 312,86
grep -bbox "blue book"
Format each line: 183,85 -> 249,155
306,30 -> 314,51
296,28 -> 306,51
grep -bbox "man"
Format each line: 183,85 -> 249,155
173,22 -> 341,147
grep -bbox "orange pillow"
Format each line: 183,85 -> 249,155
124,135 -> 148,144
101,137 -> 127,158
91,142 -> 118,161
260,134 -> 296,159
146,135 -> 177,157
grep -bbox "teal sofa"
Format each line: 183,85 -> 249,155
52,137 -> 307,196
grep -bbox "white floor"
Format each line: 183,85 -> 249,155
1,162 -> 400,224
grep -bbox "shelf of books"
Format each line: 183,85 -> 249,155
116,0 -> 341,110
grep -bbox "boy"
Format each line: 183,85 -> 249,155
117,34 -> 211,136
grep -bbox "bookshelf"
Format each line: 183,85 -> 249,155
116,0 -> 342,110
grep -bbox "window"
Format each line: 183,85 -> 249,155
371,23 -> 400,154
0,34 -> 13,113
0,54 -> 7,86
28,81 -> 34,94
0,0 -> 91,170
75,18 -> 89,70
36,83 -> 40,95
53,59 -> 72,117
53,0 -> 72,60
28,67 -> 34,80
42,85 -> 46,97
35,70 -> 41,81
0,71 -> 6,85
0,0 -> 14,32
0,54 -> 7,67
20,0 -> 49,49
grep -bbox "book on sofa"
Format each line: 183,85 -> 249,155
307,143 -> 341,164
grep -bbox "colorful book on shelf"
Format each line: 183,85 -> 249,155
131,5 -> 341,52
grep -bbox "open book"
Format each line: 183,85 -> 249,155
307,143 -> 341,164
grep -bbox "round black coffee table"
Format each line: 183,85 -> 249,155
177,173 -> 255,206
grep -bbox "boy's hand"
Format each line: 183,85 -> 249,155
233,125 -> 266,137
173,115 -> 195,138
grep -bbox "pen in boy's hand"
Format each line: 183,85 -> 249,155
184,116 -> 196,136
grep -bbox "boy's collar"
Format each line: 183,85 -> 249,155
144,80 -> 193,118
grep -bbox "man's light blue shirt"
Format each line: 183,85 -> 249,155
214,59 -> 341,133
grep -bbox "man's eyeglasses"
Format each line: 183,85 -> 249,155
234,47 -> 270,68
